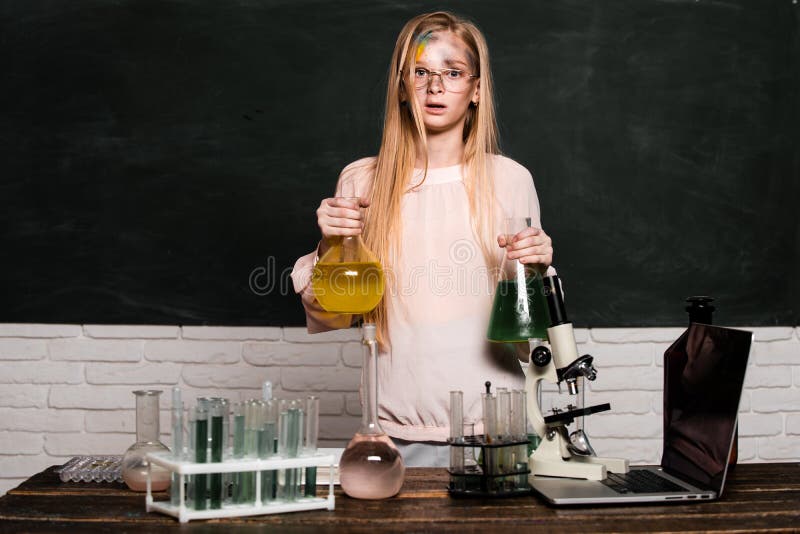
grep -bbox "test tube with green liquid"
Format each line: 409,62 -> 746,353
192,406 -> 208,510
259,400 -> 277,504
232,402 -> 246,503
243,400 -> 260,503
304,396 -> 319,497
209,402 -> 224,509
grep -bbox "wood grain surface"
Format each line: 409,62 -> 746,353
1,464 -> 798,532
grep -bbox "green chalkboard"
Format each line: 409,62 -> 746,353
1,0 -> 797,326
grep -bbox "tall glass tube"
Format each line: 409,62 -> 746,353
209,402 -> 224,509
289,400 -> 303,500
232,402 -> 246,504
192,406 -> 208,510
170,388 -> 183,506
449,391 -> 464,474
277,399 -> 292,500
496,388 -> 510,474
261,400 -> 278,503
339,324 -> 405,499
242,400 -> 258,503
304,396 -> 319,497
511,389 -> 528,486
481,391 -> 498,477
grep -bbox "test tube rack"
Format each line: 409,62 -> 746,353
145,451 -> 335,523
447,435 -> 532,497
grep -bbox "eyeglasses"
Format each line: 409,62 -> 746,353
412,67 -> 478,92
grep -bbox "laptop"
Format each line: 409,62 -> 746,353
530,323 -> 753,505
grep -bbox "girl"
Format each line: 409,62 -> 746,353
291,11 -> 554,466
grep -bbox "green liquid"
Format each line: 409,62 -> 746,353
232,414 -> 245,504
487,275 -> 549,342
193,418 -> 208,511
210,415 -> 223,509
304,467 -> 317,497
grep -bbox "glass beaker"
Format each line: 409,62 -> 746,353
339,323 -> 405,499
121,390 -> 171,492
487,217 -> 550,342
311,184 -> 384,314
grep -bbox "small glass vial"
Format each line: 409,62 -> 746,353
121,390 -> 171,492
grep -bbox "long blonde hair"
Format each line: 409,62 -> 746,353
361,11 -> 501,345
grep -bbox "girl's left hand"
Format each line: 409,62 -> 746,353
497,227 -> 553,271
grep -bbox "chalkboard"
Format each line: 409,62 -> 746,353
1,0 -> 797,327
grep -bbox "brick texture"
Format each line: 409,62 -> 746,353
0,323 -> 796,498
0,339 -> 47,360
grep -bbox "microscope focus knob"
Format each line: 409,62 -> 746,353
531,346 -> 552,367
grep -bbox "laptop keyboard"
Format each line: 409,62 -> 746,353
602,469 -> 687,494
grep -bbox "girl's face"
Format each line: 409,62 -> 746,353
411,31 -> 479,136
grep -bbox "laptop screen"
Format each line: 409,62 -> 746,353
661,323 -> 752,495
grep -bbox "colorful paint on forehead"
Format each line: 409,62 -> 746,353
415,31 -> 433,61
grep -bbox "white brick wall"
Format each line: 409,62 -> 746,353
0,324 -> 797,496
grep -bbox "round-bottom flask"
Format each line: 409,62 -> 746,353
339,324 -> 405,499
121,390 -> 171,492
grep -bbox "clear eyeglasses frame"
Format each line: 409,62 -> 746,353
410,67 -> 479,93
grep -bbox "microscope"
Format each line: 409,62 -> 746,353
523,275 -> 629,480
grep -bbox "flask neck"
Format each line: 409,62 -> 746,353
360,335 -> 383,435
341,235 -> 363,263
134,390 -> 162,444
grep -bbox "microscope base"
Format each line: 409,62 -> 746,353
527,432 -> 629,481
572,454 -> 629,474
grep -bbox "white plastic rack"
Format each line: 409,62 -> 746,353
145,451 -> 336,523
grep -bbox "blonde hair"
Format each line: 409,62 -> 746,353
361,11 -> 501,345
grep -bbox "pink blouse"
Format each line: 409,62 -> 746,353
291,154 -> 554,441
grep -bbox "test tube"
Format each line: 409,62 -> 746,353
277,400 -> 290,501
496,388 -> 510,475
510,390 -> 526,440
232,402 -> 246,503
209,398 -> 229,455
482,392 -> 496,444
262,380 -> 272,401
242,400 -> 259,503
259,400 -> 277,503
197,397 -> 212,452
304,396 -> 319,497
209,402 -> 224,509
289,400 -> 304,500
277,399 -> 304,501
511,389 -> 528,488
482,390 -> 498,482
170,387 -> 183,507
449,391 -> 464,474
192,406 -> 208,510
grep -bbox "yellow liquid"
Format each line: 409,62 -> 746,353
312,261 -> 385,313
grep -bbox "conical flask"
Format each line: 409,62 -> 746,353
311,187 -> 384,314
339,323 -> 405,499
487,217 -> 550,342
121,390 -> 171,492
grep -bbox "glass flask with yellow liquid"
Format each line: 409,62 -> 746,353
339,323 -> 405,499
487,217 -> 550,342
311,193 -> 384,314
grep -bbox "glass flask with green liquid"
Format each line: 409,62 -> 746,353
311,186 -> 384,314
487,218 -> 550,342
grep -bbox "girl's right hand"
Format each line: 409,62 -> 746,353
316,196 -> 370,245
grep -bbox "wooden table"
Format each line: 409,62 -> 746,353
1,464 -> 798,532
